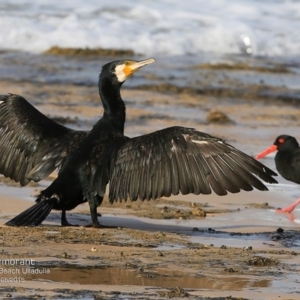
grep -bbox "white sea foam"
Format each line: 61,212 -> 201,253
0,0 -> 299,58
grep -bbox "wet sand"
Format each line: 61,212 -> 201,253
0,53 -> 300,299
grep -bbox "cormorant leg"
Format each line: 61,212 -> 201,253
61,210 -> 78,227
85,196 -> 116,228
89,204 -> 102,228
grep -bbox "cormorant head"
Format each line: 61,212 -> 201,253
100,58 -> 155,84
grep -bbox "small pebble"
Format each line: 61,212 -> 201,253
192,207 -> 206,217
156,231 -> 166,237
161,206 -> 169,213
91,247 -> 97,252
220,245 -> 227,249
243,246 -> 253,250
271,235 -> 281,240
277,227 -> 284,233
206,110 -> 232,123
225,267 -> 235,273
192,227 -> 199,232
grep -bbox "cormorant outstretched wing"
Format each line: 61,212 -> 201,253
109,126 -> 277,202
0,94 -> 87,186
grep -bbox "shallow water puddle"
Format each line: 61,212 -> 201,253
21,266 -> 271,291
190,229 -> 275,249
190,228 -> 300,249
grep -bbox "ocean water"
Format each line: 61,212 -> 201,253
0,0 -> 299,58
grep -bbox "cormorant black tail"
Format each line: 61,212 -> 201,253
5,199 -> 55,227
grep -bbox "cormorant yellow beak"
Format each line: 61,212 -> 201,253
115,58 -> 155,82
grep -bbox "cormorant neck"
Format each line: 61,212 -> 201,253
98,76 -> 126,133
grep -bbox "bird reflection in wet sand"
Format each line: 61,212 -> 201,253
256,135 -> 300,222
0,58 -> 278,228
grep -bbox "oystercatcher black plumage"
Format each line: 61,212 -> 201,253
256,135 -> 300,213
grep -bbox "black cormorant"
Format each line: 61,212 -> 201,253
1,58 -> 277,227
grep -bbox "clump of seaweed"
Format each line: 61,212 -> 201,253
44,46 -> 135,57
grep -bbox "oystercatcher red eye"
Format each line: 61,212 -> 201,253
278,138 -> 285,144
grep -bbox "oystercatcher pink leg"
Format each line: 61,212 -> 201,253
275,198 -> 300,213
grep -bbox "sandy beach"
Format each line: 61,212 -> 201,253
0,51 -> 300,299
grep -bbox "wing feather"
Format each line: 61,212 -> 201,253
170,153 -> 180,195
0,94 -> 87,185
212,155 -> 250,192
163,156 -> 172,197
151,158 -> 159,199
108,126 -> 277,203
194,155 -> 212,194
